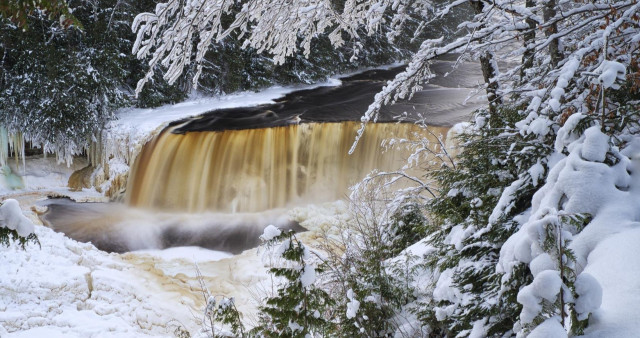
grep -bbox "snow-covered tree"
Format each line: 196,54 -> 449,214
0,0 -> 81,28
327,183 -> 424,336
0,0 -> 133,164
253,226 -> 334,337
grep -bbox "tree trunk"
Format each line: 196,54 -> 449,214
521,0 -> 536,80
470,1 -> 503,120
543,0 -> 561,67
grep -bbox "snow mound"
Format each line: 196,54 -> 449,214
260,224 -> 282,241
595,60 -> 626,90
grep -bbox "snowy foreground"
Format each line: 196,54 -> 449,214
0,190 -> 346,337
499,122 -> 640,337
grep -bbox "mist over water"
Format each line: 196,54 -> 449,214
38,198 -> 302,254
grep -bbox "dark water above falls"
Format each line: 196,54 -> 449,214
171,60 -> 484,133
44,59 -> 484,253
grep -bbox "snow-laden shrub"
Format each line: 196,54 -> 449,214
321,188 -> 423,337
0,199 -> 38,248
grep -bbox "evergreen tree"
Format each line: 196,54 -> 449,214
420,105 -> 551,336
0,0 -> 131,162
252,227 -> 334,337
0,0 -> 80,28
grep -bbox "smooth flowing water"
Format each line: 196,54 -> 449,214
126,122 -> 448,213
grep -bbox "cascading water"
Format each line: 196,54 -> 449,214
126,122 -> 447,213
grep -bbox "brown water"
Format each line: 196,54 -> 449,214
126,122 -> 448,213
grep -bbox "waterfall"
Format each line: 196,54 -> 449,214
126,122 -> 447,213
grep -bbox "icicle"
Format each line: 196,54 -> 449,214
0,127 -> 26,172
0,126 -> 8,168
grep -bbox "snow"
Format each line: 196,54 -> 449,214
0,150 -> 359,338
288,321 -> 303,333
555,113 -> 586,152
346,289 -> 360,319
574,272 -> 602,320
580,127 -> 609,162
433,268 -> 462,321
468,319 -> 487,338
595,60 -> 626,90
516,285 -> 541,324
528,116 -> 553,137
528,162 -> 545,186
260,224 -> 282,241
529,253 -> 556,277
0,199 -> 34,237
500,121 -> 640,336
299,266 -> 316,288
531,270 -> 562,302
0,199 -> 355,337
578,226 -> 640,337
0,224 -> 193,337
527,317 -> 567,338
517,270 -> 562,325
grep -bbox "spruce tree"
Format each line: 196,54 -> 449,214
252,228 -> 334,337
421,105 -> 552,336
